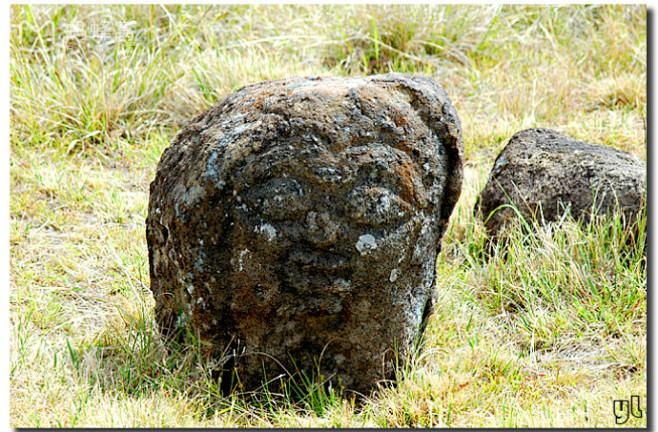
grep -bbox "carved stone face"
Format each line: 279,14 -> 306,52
146,74 -> 463,394
225,140 -> 435,320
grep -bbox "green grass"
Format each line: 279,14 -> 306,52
10,4 -> 646,427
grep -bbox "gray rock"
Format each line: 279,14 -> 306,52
146,73 -> 463,395
475,128 -> 646,238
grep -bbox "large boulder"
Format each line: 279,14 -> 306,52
475,128 -> 646,238
146,73 -> 463,395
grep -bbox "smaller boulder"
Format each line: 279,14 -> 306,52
475,128 -> 646,238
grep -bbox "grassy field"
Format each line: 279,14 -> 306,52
10,4 -> 646,427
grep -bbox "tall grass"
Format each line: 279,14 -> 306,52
10,4 -> 646,427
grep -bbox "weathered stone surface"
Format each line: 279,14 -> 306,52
475,128 -> 646,238
146,73 -> 463,395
